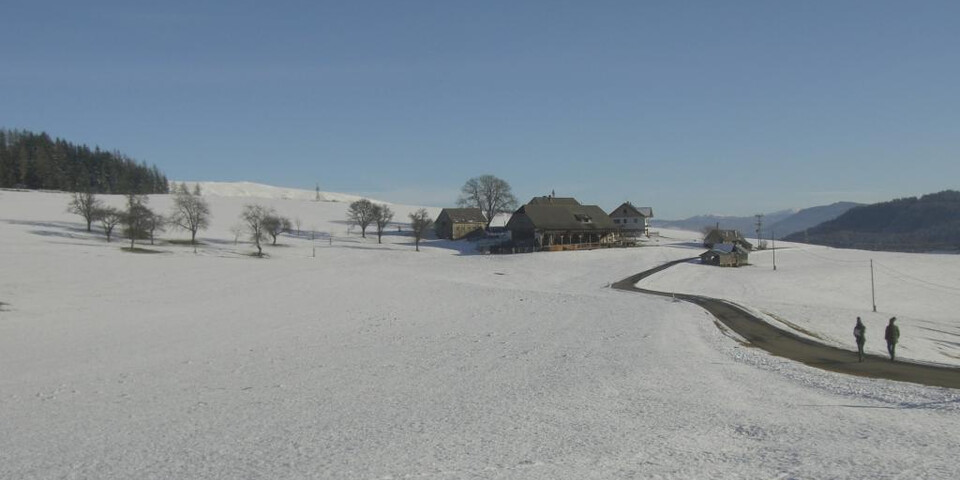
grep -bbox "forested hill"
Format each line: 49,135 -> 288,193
783,191 -> 960,252
0,129 -> 169,194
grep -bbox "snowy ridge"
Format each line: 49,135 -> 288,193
179,181 -> 382,204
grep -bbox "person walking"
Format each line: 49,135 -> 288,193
853,317 -> 866,362
884,317 -> 900,361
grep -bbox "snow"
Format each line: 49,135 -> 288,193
1,186 -> 958,479
179,181 -> 383,204
642,241 -> 960,367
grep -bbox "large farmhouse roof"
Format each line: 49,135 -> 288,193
507,203 -> 617,232
438,208 -> 487,223
526,196 -> 581,206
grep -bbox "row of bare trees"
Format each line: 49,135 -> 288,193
67,184 -> 211,251
238,204 -> 293,257
67,188 -> 435,255
347,199 -> 433,251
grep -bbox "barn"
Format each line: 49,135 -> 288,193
434,208 -> 487,240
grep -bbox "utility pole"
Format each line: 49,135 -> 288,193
870,259 -> 877,312
315,183 -> 320,202
772,230 -> 776,271
755,214 -> 764,248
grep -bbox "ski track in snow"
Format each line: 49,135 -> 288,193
1,187 -> 958,479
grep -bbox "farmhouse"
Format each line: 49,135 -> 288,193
609,202 -> 654,237
700,243 -> 750,267
434,208 -> 487,240
505,196 -> 619,251
703,229 -> 753,250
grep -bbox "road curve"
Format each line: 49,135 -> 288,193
613,258 -> 960,390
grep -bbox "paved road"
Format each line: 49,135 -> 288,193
613,258 -> 960,390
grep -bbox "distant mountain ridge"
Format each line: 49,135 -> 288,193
651,210 -> 794,238
652,201 -> 862,240
783,190 -> 960,252
768,202 -> 863,239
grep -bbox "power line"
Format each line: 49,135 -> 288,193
791,247 -> 870,264
873,261 -> 960,294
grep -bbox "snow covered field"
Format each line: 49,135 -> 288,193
642,242 -> 960,367
2,185 -> 959,479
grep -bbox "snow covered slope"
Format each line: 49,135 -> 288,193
179,180 -> 381,204
1,189 -> 958,479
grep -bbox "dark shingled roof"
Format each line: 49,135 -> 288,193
507,204 -> 617,232
704,229 -> 754,249
526,196 -> 581,206
438,208 -> 487,223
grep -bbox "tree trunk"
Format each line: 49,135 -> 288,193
191,230 -> 197,244
86,219 -> 92,232
130,236 -> 135,249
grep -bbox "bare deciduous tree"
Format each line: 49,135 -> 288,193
169,186 -> 211,246
96,207 -> 122,243
456,174 -> 518,230
146,212 -> 165,245
372,203 -> 394,244
122,194 -> 153,249
229,223 -> 243,245
347,198 -> 376,238
409,208 -> 433,252
240,204 -> 272,257
263,214 -> 292,245
67,191 -> 103,232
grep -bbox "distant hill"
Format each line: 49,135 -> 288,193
783,191 -> 960,252
179,181 -> 380,204
768,202 -> 862,239
652,210 -> 794,238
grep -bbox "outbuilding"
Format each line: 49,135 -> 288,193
703,229 -> 753,250
609,202 -> 654,237
434,208 -> 487,240
700,243 -> 750,267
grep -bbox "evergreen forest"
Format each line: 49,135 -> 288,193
0,129 -> 169,194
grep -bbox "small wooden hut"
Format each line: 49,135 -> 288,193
700,243 -> 750,267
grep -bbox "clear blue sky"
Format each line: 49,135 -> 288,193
3,1 -> 959,218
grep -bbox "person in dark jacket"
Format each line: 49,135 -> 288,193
884,317 -> 900,361
853,317 -> 866,362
